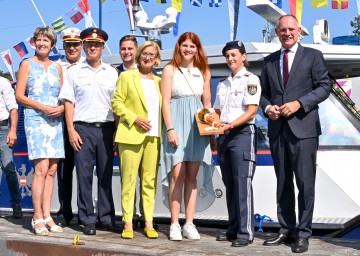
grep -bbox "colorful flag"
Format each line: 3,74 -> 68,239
13,42 -> 29,58
357,0 -> 360,18
172,0 -> 183,36
311,0 -> 327,8
209,0 -> 222,7
270,0 -> 282,8
78,0 -> 93,28
66,6 -> 84,24
228,0 -> 240,41
26,36 -> 36,50
191,0 -> 202,7
99,0 -> 106,3
332,0 -> 348,9
140,0 -> 149,2
156,0 -> 167,3
0,50 -> 16,82
51,16 -> 67,34
289,0 -> 303,25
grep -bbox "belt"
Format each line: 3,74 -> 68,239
74,121 -> 114,128
0,119 -> 8,126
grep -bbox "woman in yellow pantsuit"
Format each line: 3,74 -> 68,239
112,41 -> 162,239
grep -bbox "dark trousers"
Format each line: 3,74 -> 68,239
74,123 -> 115,226
57,124 -> 75,221
217,124 -> 257,241
270,121 -> 318,238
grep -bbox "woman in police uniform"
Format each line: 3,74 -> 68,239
213,41 -> 261,247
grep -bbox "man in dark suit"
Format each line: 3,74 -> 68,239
260,15 -> 332,253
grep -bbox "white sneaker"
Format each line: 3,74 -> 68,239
169,223 -> 182,241
182,222 -> 200,240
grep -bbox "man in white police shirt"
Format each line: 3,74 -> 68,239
59,27 -> 118,236
56,27 -> 85,227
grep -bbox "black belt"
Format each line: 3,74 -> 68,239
74,121 -> 114,128
0,119 -> 8,126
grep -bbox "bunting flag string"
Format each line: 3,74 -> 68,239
190,0 -> 202,7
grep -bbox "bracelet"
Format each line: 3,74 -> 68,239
228,123 -> 234,129
167,128 -> 174,133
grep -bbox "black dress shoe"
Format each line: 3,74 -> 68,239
216,234 -> 237,241
96,222 -> 114,231
263,233 -> 293,246
57,215 -> 72,227
231,238 -> 253,247
12,203 -> 23,219
292,237 -> 309,253
83,224 -> 96,235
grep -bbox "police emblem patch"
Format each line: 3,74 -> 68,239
247,84 -> 257,95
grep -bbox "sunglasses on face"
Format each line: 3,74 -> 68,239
64,42 -> 82,48
141,52 -> 157,58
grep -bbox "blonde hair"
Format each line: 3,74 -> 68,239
135,41 -> 161,67
33,27 -> 57,47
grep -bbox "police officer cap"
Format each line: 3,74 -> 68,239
80,27 -> 108,43
222,41 -> 246,56
60,27 -> 82,42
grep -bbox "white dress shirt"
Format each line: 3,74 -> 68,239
0,77 -> 18,121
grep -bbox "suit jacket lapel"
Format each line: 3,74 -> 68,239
133,71 -> 147,110
274,51 -> 283,90
287,44 -> 304,89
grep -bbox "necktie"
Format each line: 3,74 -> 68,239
283,49 -> 290,87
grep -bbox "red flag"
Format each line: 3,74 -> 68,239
4,53 -> 12,65
66,6 -> 84,24
332,0 -> 348,9
78,0 -> 92,28
78,0 -> 90,13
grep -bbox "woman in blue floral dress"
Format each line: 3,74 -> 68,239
16,27 -> 64,236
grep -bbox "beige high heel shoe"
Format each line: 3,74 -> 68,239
44,216 -> 63,233
31,218 -> 49,236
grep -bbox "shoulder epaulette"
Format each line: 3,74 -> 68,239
67,63 -> 78,69
244,71 -> 253,77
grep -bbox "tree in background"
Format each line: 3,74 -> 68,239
350,17 -> 360,37
0,70 -> 13,81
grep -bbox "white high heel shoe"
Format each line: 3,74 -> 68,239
44,216 -> 63,233
31,218 -> 49,236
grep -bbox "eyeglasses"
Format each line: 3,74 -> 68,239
141,52 -> 157,58
64,42 -> 82,48
84,41 -> 104,48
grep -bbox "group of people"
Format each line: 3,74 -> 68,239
0,14 -> 331,253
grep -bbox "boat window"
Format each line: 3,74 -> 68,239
319,95 -> 360,148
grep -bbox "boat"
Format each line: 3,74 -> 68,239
2,0 -> 360,239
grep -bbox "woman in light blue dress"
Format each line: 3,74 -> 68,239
161,32 -> 214,241
16,27 -> 64,236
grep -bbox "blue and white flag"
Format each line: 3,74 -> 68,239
209,0 -> 222,7
269,0 -> 282,8
191,0 -> 202,7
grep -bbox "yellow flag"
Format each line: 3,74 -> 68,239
311,0 -> 327,8
172,0 -> 183,12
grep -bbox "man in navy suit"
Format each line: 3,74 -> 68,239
260,15 -> 332,253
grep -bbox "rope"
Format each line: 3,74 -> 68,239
254,213 -> 273,232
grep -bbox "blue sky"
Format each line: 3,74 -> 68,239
0,0 -> 358,73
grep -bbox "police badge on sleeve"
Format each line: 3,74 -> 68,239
247,84 -> 257,95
